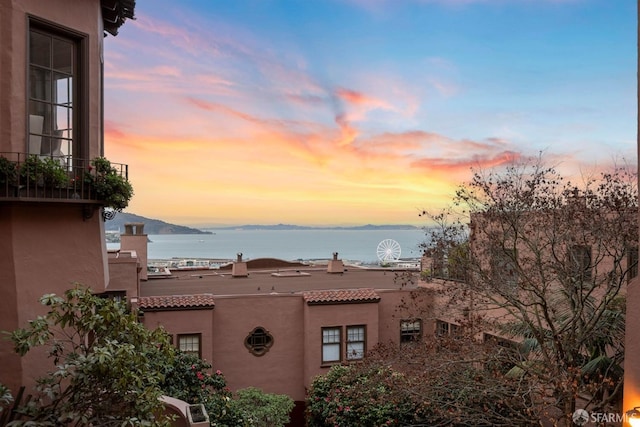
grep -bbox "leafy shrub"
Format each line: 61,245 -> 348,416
0,156 -> 17,186
230,387 -> 294,427
8,286 -> 175,426
85,157 -> 133,210
306,364 -> 417,427
160,352 -> 238,425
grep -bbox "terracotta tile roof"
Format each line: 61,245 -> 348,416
303,288 -> 380,305
138,294 -> 215,310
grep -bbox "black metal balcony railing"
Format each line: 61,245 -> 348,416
0,152 -> 128,204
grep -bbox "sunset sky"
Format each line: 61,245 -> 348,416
103,0 -> 636,227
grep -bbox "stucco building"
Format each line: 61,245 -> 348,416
134,249 -> 431,425
622,5 -> 640,426
0,0 -> 135,398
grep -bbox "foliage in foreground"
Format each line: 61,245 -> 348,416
161,352 -> 236,425
306,328 -> 539,427
306,363 -> 417,427
8,286 -> 175,426
5,287 -> 295,427
162,352 -> 293,427
230,387 -> 294,427
422,158 -> 634,422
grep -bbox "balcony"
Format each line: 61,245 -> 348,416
0,152 -> 129,211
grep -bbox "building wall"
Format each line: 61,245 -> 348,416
212,295 -> 306,400
0,0 -> 104,157
0,203 -> 109,393
140,288 -> 431,407
622,6 -> 640,422
303,301 -> 380,389
143,309 -> 215,363
377,288 -> 433,344
107,249 -> 140,297
0,0 -> 110,395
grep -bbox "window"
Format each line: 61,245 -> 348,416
178,334 -> 201,357
431,248 -> 447,279
569,245 -> 592,283
491,247 -> 518,290
28,22 -> 84,163
346,325 -> 365,360
322,327 -> 342,364
244,326 -> 274,357
436,320 -> 459,337
400,319 -> 422,343
628,247 -> 638,282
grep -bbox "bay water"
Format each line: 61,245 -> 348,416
110,229 -> 427,264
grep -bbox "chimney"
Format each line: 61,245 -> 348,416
120,222 -> 148,280
327,252 -> 345,274
232,252 -> 248,278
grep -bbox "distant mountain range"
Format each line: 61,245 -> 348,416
106,212 -> 212,235
107,212 -> 421,234
213,223 -> 420,231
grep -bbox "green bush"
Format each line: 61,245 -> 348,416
8,286 -> 175,426
306,364 -> 417,427
86,157 -> 134,210
160,352 -> 235,424
0,156 -> 17,186
230,387 -> 294,427
18,155 -> 68,187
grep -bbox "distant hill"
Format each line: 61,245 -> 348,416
210,223 -> 421,231
106,212 -> 212,235
106,213 -> 421,234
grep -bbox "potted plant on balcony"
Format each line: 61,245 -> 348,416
19,155 -> 41,187
85,157 -> 133,213
41,157 -> 69,188
0,156 -> 18,196
18,155 -> 68,197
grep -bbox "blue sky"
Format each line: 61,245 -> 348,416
104,0 -> 637,226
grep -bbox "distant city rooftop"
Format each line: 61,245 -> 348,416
140,259 -> 420,299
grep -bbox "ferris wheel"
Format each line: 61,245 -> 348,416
376,239 -> 402,263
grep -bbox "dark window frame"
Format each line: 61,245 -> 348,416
400,319 -> 422,343
346,325 -> 366,360
177,333 -> 202,358
27,17 -> 89,163
321,326 -> 342,365
569,244 -> 592,283
435,319 -> 461,337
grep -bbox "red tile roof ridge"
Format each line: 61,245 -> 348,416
303,288 -> 380,305
138,294 -> 216,310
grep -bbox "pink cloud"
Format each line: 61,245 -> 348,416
411,150 -> 523,174
104,120 -> 127,140
335,87 -> 391,110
